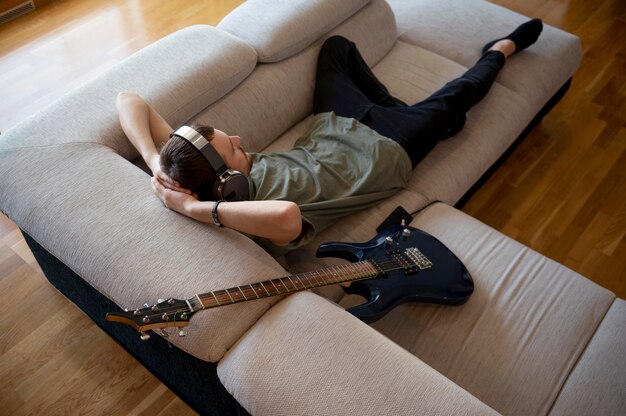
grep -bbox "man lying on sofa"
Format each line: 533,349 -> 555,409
117,20 -> 542,252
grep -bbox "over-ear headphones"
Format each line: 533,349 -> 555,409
170,125 -> 250,201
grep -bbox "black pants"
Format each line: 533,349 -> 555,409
313,36 -> 506,167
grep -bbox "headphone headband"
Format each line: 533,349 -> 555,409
171,126 -> 227,175
169,125 -> 250,201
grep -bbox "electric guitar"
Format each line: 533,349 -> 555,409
106,225 -> 473,341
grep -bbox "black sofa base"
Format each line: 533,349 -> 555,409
22,232 -> 249,416
21,78 -> 571,416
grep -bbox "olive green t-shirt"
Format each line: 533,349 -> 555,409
248,111 -> 412,252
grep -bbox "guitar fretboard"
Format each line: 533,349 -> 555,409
194,260 -> 380,309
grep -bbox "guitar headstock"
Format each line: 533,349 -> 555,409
106,297 -> 195,341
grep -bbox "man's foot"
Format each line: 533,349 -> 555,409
482,18 -> 543,56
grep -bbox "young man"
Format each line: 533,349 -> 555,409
117,19 -> 543,251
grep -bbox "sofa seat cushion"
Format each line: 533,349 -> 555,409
549,299 -> 626,416
372,40 -> 533,205
387,0 -> 582,112
340,203 -> 615,415
218,292 -> 500,416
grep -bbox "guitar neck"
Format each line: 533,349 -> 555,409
193,260 -> 380,310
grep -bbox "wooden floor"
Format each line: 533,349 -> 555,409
0,0 -> 624,414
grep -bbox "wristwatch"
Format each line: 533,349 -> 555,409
212,200 -> 224,227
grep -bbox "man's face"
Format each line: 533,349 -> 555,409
210,129 -> 253,176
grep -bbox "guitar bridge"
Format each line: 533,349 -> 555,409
405,248 -> 433,270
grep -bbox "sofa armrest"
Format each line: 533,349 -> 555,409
218,292 -> 500,415
0,25 -> 284,363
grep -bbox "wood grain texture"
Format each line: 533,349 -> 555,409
0,0 -> 624,414
464,0 -> 626,298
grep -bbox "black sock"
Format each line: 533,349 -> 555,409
482,18 -> 543,55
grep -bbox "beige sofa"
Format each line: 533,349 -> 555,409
1,0 -> 624,415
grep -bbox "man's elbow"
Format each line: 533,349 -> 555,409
273,202 -> 302,246
116,91 -> 139,110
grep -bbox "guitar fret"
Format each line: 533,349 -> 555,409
319,269 -> 333,285
327,269 -> 337,283
269,279 -> 282,294
249,284 -> 260,299
195,294 -> 206,310
309,273 -> 319,288
290,275 -> 302,290
339,264 -> 349,281
293,276 -> 305,290
214,290 -> 231,305
238,286 -> 248,301
307,271 -> 319,287
285,276 -> 298,291
225,289 -> 236,303
259,281 -> 272,296
276,277 -> 289,292
211,291 -> 221,306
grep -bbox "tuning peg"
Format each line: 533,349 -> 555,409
157,329 -> 169,338
140,332 -> 151,341
143,303 -> 150,308
385,236 -> 393,246
402,228 -> 411,238
157,298 -> 165,303
178,327 -> 187,337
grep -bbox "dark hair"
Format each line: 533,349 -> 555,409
160,123 -> 216,200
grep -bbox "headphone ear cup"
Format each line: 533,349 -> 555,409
215,170 -> 250,201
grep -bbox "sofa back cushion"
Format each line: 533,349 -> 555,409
0,25 -> 257,161
192,0 -> 397,153
217,0 -> 370,63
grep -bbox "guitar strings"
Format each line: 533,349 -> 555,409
131,255 -> 419,323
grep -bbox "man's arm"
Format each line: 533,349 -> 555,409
151,177 -> 303,246
116,92 -> 172,175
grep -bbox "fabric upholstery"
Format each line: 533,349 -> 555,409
370,40 -> 533,205
0,25 -> 272,363
217,291 -> 500,416
549,299 -> 626,416
192,0 -> 398,153
0,144 -> 286,362
387,0 -> 582,111
340,203 -> 616,415
217,0 -> 371,63
0,25 -> 257,161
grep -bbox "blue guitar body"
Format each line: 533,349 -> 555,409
316,225 -> 474,323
